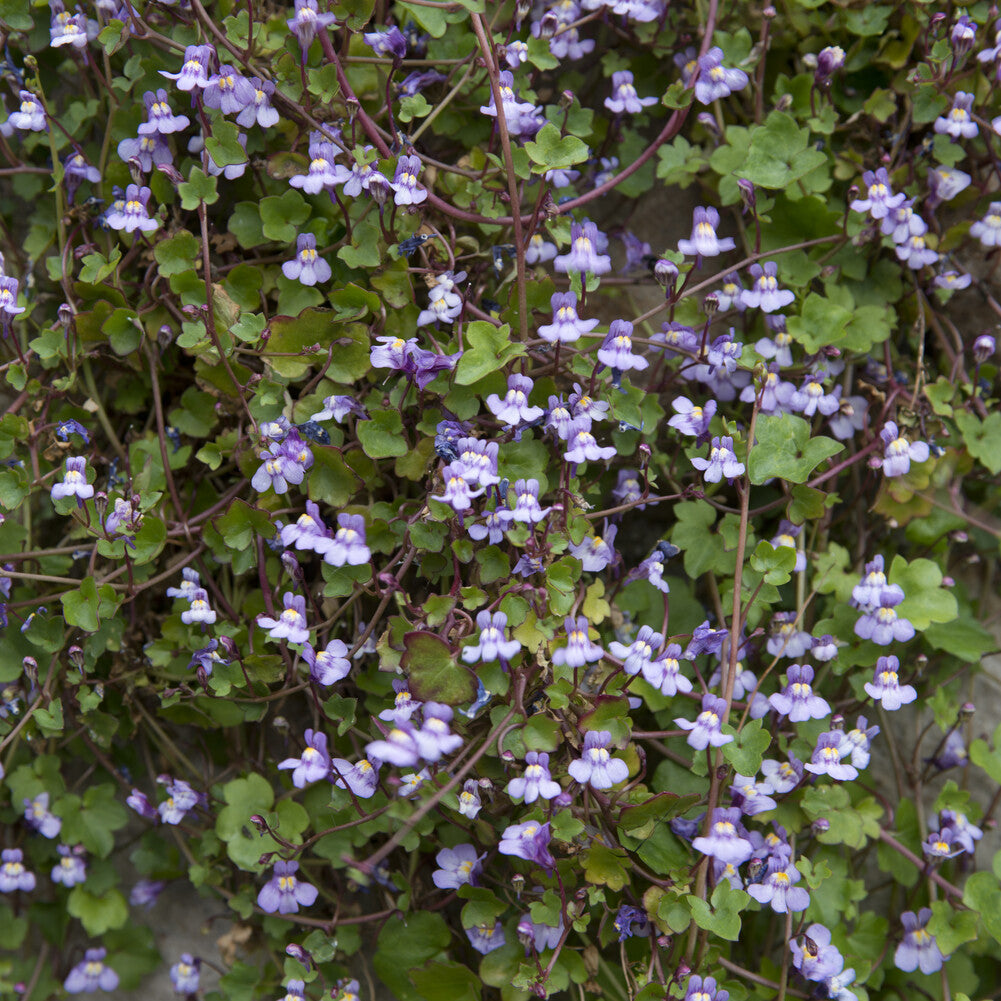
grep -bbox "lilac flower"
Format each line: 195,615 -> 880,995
433,463 -> 484,512
166,568 -> 201,600
569,524 -> 617,572
608,625 -> 664,677
468,509 -> 512,546
127,789 -> 159,821
504,40 -> 528,68
454,438 -> 500,487
63,152 -> 101,203
880,421 -> 930,477
598,319 -> 649,372
939,810 -> 982,854
487,373 -> 545,426
50,4 -> 90,48
24,792 -> 62,838
52,845 -> 88,887
0,849 -> 35,892
414,702 -> 463,762
850,168 -> 907,219
692,808 -> 754,864
257,860 -> 318,914
236,78 -> 279,128
160,44 -> 214,90
970,202 -> 1001,246
103,184 -> 159,233
895,233 -> 939,269
290,139 -> 349,194
170,955 -> 200,994
390,154 -> 427,206
805,732 -> 858,781
880,200 -> 926,244
730,774 -> 778,816
791,923 -> 845,981
677,694 -> 733,750
202,66 -> 255,115
685,620 -> 728,659
924,825 -> 965,860
467,922 -> 505,955
790,376 -> 839,417
499,820 -> 555,870
565,428 -> 616,464
181,588 -> 216,625
9,91 -> 46,131
934,91 -> 978,138
331,757 -> 380,798
669,397 -> 716,442
506,752 -> 561,803
417,271 -> 466,327
116,132 -> 172,173
457,779 -> 482,819
510,478 -> 550,523
678,206 -> 735,257
462,611 -> 521,663
552,616 -> 603,668
525,234 -> 558,264
569,384 -> 610,425
838,716 -> 879,769
278,729 -> 331,788
828,394 -> 868,439
310,395 -> 367,423
51,456 -> 94,502
518,913 -> 564,953
928,166 -> 971,204
695,47 -> 748,103
568,730 -> 629,789
951,15 -> 977,55
546,397 -> 579,441
864,655 -> 917,709
748,858 -> 809,913
852,555 -> 900,608
287,0 -> 337,54
64,948 -> 119,993
130,879 -> 166,908
283,233 -> 331,286
855,599 -> 916,645
895,908 -> 946,974
257,592 -> 310,645
741,262 -> 794,312
280,502 -> 331,554
554,221 -> 612,275
432,844 -> 483,888
303,640 -> 351,685
767,662 -> 828,721
363,27 -> 407,61
324,514 -> 371,567
605,70 -> 657,113
934,271 -> 972,292
612,469 -> 643,509
761,754 -> 804,794
692,435 -> 744,483
479,71 -> 540,133
157,776 -> 200,825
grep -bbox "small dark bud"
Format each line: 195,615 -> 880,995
831,714 -> 844,730
960,701 -> 975,718
696,112 -> 720,137
250,815 -> 269,833
57,303 -> 73,328
738,178 -> 756,212
703,291 -> 719,314
158,324 -> 174,348
511,873 -> 525,895
654,258 -> 678,286
774,93 -> 793,111
538,11 -> 558,38
68,646 -> 84,669
559,89 -> 574,109
812,817 -> 830,835
286,943 -> 312,966
257,852 -> 276,866
155,162 -> 184,185
22,657 -> 38,684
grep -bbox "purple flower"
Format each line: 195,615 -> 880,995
467,922 -> 505,955
487,373 -> 545,426
414,702 -> 462,762
554,221 -> 612,275
838,716 -> 880,769
608,625 -> 663,677
50,4 -> 89,48
303,640 -> 351,685
569,523 -> 617,572
291,136 -> 350,194
924,826 -> 965,860
283,233 -> 331,286
510,478 -> 550,523
934,271 -> 972,292
564,428 -> 616,464
64,948 -> 119,993
613,905 -> 650,941
805,732 -> 858,781
537,291 -> 598,344
157,776 -> 200,825
567,730 -> 629,789
52,845 -> 88,887
518,913 -> 564,953
24,792 -> 62,838
692,435 -> 744,483
790,923 -> 845,981
929,166 -> 971,205
391,154 -> 427,206
730,774 -> 778,816
257,860 -> 318,914
880,200 -> 927,243
203,66 -> 255,115
880,421 -> 930,477
850,168 -> 906,219
678,206 -> 736,258
828,394 -> 868,439
741,262 -> 794,312
0,849 -> 35,892
669,397 -> 716,441
9,90 -> 46,131
790,376 -> 839,417
695,47 -> 748,104
433,463 -> 484,512
432,844 -> 483,888
462,611 -> 521,663
330,757 -> 380,798
761,754 -> 804,794
851,554 -> 901,608
417,271 -> 466,327
160,44 -> 215,91
951,15 -> 977,55
278,729 -> 331,787
552,616 -> 603,668
605,70 -> 657,113
237,78 -> 280,128
324,514 -> 370,567
102,183 -> 159,233
287,0 -> 337,55
685,620 -> 728,659
692,808 -> 753,864
895,233 -> 939,269
457,780 -> 482,819
934,91 -> 978,138
479,71 -> 540,133
769,664 -> 830,722
363,27 -> 407,61
130,879 -> 166,908
63,152 -> 101,203
280,501 -> 332,554
310,395 -> 367,423
747,858 -> 809,912
970,202 -> 1001,247
677,694 -> 733,750
864,655 -> 917,709
525,233 -> 558,264
170,955 -> 200,994
506,752 -> 561,803
855,600 -> 916,645
51,456 -> 94,502
127,789 -> 159,821
598,319 -> 649,372
257,592 -> 310,645
499,820 -> 555,870
895,908 -> 946,974
468,508 -> 511,544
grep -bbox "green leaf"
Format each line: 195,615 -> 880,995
524,123 -> 590,172
79,246 -> 122,285
178,166 -> 219,209
154,230 -> 200,278
214,498 -> 275,550
619,792 -> 702,834
459,886 -> 508,929
672,501 -> 729,576
0,0 -> 35,29
787,293 -> 852,351
309,446 -> 358,506
954,411 -> 1001,475
374,912 -> 451,1001
58,783 -> 130,857
67,886 -> 129,935
228,202 -> 268,249
62,577 -> 119,633
455,322 -> 525,385
266,308 -> 335,379
962,872 -> 1001,945
889,556 -> 958,630
927,901 -> 979,956
410,961 -> 482,1001
583,841 -> 630,891
734,112 -> 827,189
259,190 -> 310,243
688,881 -> 749,941
749,540 -> 797,585
748,414 -> 843,484
721,720 -> 771,776
205,119 -> 248,168
357,410 -> 408,458
402,630 -> 476,705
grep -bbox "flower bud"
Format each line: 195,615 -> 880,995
960,701 -> 976,718
68,646 -> 84,669
286,943 -> 312,967
22,657 -> 38,684
560,90 -> 574,110
58,303 -> 74,328
703,291 -> 719,315
973,333 -> 996,362
250,815 -> 270,833
537,11 -> 558,38
812,817 -> 830,835
738,178 -> 756,213
654,258 -> 678,287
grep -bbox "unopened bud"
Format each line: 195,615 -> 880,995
738,178 -> 756,212
812,817 -> 830,835
58,303 -> 74,328
774,93 -> 793,111
537,11 -> 558,38
960,701 -> 976,718
654,258 -> 678,287
696,112 -> 720,137
68,646 -> 84,669
22,657 -> 38,684
250,815 -> 269,833
703,291 -> 719,315
155,162 -> 184,185
560,89 -> 574,110
286,943 -> 312,966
